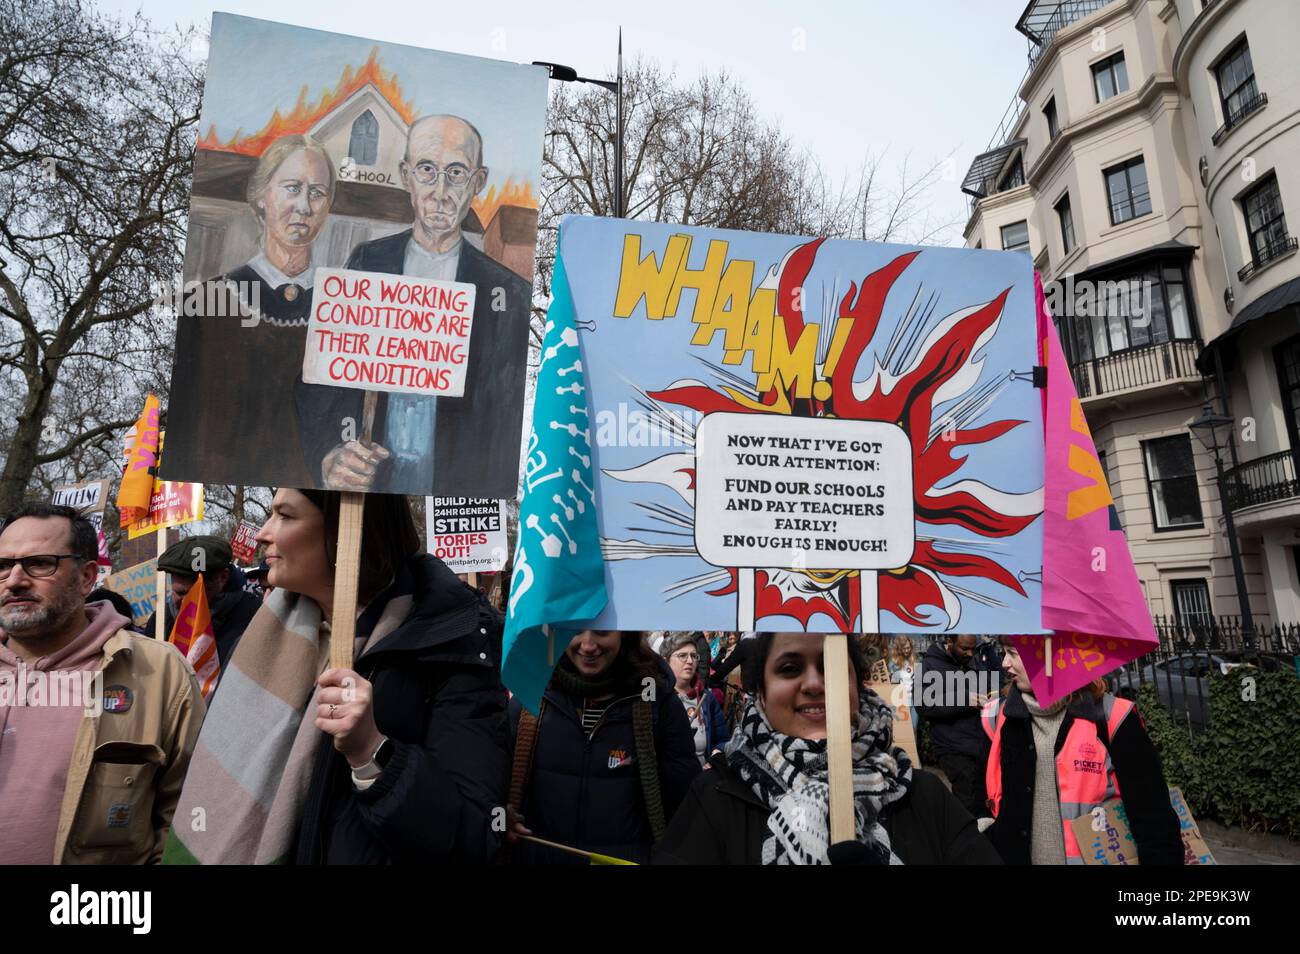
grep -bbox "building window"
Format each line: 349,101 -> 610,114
1104,157 -> 1152,225
348,110 -> 379,166
1044,97 -> 1059,140
998,154 -> 1025,192
1241,175 -> 1290,268
1055,193 -> 1076,255
1001,220 -> 1030,253
1273,335 -> 1300,454
1068,262 -> 1195,360
1143,435 -> 1203,531
1215,38 -> 1259,129
1170,579 -> 1213,636
1092,52 -> 1129,103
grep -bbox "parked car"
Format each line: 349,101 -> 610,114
1109,653 -> 1281,728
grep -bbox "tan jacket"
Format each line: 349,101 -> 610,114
54,628 -> 205,864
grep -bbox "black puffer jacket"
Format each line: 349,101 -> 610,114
915,641 -> 986,758
977,686 -> 1183,865
508,664 -> 701,865
653,757 -> 1001,864
294,553 -> 510,864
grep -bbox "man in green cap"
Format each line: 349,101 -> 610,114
145,534 -> 261,680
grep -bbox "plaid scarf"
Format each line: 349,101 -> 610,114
726,688 -> 912,865
163,586 -> 410,864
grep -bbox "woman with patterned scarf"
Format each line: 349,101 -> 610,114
164,489 -> 510,864
506,631 -> 701,864
654,633 -> 1001,865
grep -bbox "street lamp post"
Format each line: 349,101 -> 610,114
1188,403 -> 1255,650
534,30 -> 625,218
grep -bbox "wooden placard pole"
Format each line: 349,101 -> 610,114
154,528 -> 167,641
823,632 -> 856,845
328,392 -> 378,671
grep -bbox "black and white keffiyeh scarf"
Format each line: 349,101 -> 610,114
725,689 -> 913,865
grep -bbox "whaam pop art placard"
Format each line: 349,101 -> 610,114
542,217 -> 1046,635
161,14 -> 546,498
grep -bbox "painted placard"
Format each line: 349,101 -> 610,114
425,497 -> 507,573
160,14 -> 547,498
532,217 -> 1045,635
302,268 -> 475,397
52,479 -> 110,531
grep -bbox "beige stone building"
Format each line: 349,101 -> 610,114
961,0 -> 1300,637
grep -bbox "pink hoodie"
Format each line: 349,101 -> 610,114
0,601 -> 128,864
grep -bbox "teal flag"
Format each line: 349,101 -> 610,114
502,251 -> 607,713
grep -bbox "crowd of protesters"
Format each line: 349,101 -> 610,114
0,498 -> 1183,865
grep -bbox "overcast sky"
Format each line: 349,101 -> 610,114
103,0 -> 1033,244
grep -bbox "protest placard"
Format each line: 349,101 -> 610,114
126,480 -> 205,540
508,217 -> 1045,643
1070,789 -> 1216,865
160,14 -> 547,498
303,268 -> 476,398
101,560 -> 158,628
230,520 -> 261,565
424,498 -> 507,574
865,659 -> 920,767
52,479 -> 110,531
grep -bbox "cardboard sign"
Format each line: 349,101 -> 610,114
1070,789 -> 1216,865
100,560 -> 158,628
160,14 -> 547,498
126,481 -> 204,540
230,520 -> 261,564
425,497 -> 507,573
52,479 -> 110,531
302,268 -> 476,397
866,658 -> 920,767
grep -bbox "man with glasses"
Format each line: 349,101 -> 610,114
0,503 -> 204,863
307,114 -> 532,496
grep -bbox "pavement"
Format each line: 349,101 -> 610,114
926,765 -> 1298,865
1199,820 -> 1300,866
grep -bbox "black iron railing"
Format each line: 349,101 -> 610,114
1239,235 -> 1298,282
1212,90 -> 1267,145
1070,338 -> 1201,399
1103,616 -> 1298,731
1027,1 -> 1115,69
1223,448 -> 1300,511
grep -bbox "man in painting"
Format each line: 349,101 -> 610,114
300,114 -> 531,496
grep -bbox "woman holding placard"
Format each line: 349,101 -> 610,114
164,488 -> 510,865
654,632 -> 1000,865
977,639 -> 1182,865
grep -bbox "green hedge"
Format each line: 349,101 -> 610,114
1137,667 -> 1300,839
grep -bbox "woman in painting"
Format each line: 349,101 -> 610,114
166,134 -> 336,488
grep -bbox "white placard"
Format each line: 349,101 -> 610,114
303,267 -> 477,397
425,497 -> 508,574
694,413 -> 914,571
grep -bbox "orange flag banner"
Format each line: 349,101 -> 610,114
117,394 -> 161,528
170,573 -> 221,700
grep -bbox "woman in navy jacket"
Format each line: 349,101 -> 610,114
506,631 -> 700,864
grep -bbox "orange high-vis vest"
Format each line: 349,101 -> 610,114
981,694 -> 1133,863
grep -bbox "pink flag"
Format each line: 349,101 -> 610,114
1012,275 -> 1158,704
